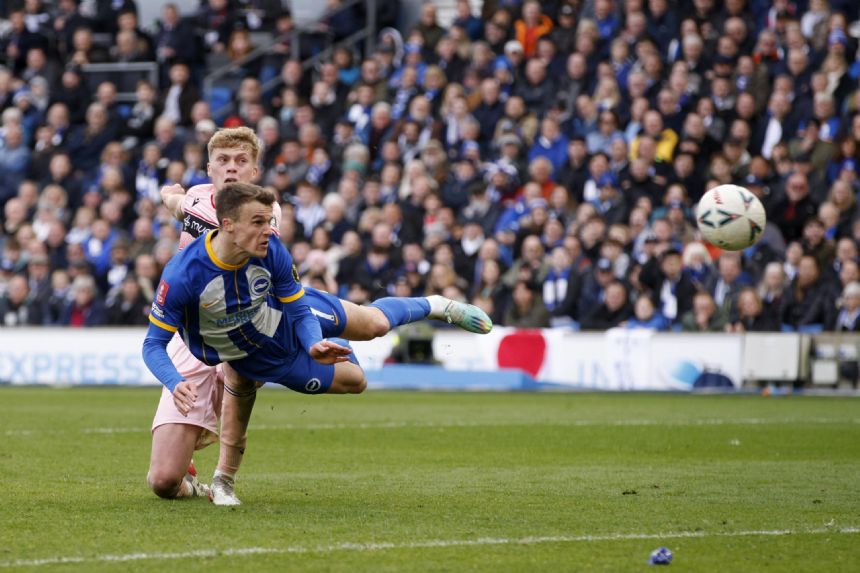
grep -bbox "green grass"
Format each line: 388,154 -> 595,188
1,388 -> 859,572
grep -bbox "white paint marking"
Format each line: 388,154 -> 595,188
2,527 -> 857,568
4,417 -> 860,437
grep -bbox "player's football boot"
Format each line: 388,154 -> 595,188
185,461 -> 211,498
440,298 -> 493,334
209,472 -> 241,506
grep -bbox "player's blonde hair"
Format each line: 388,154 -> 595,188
207,126 -> 262,163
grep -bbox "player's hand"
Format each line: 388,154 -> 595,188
160,183 -> 186,201
309,340 -> 352,364
172,380 -> 197,416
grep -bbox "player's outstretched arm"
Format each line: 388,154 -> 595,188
160,184 -> 187,221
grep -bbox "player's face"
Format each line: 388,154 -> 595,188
228,201 -> 274,258
207,146 -> 258,190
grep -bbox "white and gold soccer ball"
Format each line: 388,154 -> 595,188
695,184 -> 767,251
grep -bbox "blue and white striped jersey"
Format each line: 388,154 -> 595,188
147,229 -> 323,384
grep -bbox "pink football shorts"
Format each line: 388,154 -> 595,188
151,334 -> 224,450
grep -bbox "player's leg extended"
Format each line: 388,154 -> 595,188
211,363 -> 257,506
304,287 -> 491,339
341,295 -> 493,339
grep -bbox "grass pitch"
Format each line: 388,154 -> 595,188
1,387 -> 859,572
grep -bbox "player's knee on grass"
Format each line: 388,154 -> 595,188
329,361 -> 367,394
147,469 -> 184,499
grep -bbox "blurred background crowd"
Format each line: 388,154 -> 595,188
2,0 -> 860,334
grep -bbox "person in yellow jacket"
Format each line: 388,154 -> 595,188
629,110 -> 678,163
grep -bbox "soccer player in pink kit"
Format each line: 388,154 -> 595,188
147,127 -> 492,501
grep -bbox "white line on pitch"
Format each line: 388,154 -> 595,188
4,417 -> 860,437
2,527 -> 858,568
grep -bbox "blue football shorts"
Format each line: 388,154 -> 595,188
304,287 -> 348,338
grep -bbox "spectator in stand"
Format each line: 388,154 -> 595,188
515,1 -> 553,58
772,172 -> 819,244
0,124 -> 31,208
105,272 -> 149,326
153,3 -> 199,73
0,273 -> 41,326
828,281 -> 860,332
726,287 -> 781,332
413,3 -> 445,51
624,294 -> 670,331
680,291 -> 728,333
781,254 -> 832,331
504,279 -> 551,328
59,273 -> 105,326
706,251 -> 754,316
580,280 -> 632,331
640,247 -> 697,326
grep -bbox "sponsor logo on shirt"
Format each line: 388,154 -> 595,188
182,213 -> 216,238
215,306 -> 261,328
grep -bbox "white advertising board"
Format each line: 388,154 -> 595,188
0,327 -> 767,390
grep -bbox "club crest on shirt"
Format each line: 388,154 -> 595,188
250,276 -> 271,297
305,378 -> 321,392
247,266 -> 273,298
292,264 -> 300,284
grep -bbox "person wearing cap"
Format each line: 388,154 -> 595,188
593,171 -> 627,226
514,0 -> 554,58
549,4 -> 577,54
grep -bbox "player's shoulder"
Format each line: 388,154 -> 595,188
183,184 -> 218,221
187,183 -> 216,197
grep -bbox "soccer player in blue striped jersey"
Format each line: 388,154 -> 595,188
144,182 -> 364,393
144,183 -> 364,501
149,127 -> 493,504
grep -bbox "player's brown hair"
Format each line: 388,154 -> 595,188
215,182 -> 276,224
206,126 -> 261,163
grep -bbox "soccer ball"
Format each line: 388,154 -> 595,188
695,184 -> 766,251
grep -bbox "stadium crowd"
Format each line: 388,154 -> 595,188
2,0 -> 860,334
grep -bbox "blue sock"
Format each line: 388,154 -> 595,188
369,297 -> 431,329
